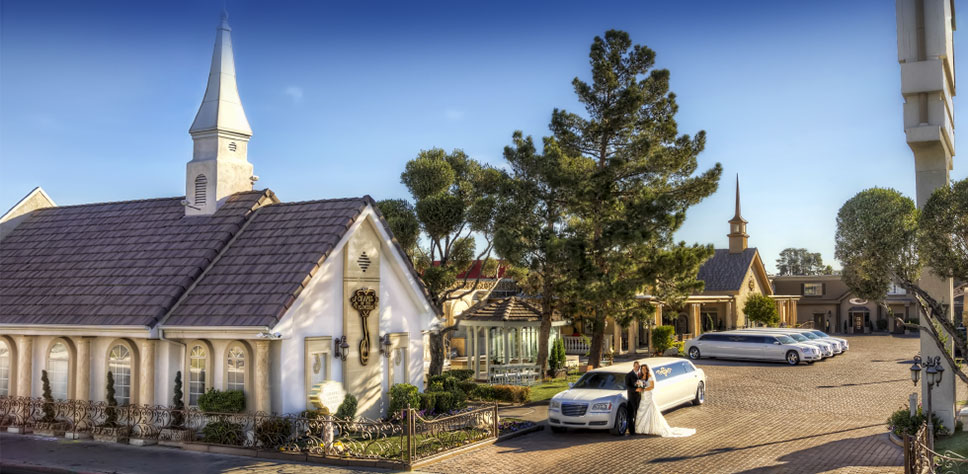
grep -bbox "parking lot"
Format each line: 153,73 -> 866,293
428,334 -> 916,474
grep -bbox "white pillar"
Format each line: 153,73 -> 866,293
254,340 -> 271,413
517,328 -> 524,364
17,335 -> 33,397
503,328 -> 510,365
74,337 -> 91,401
483,327 -> 490,378
139,339 -> 155,406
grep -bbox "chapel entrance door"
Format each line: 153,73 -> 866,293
853,313 -> 864,333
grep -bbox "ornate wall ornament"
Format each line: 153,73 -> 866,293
350,288 -> 379,366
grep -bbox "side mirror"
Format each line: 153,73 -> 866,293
774,341 -> 781,345
568,383 -> 575,389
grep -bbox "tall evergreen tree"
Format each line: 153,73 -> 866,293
171,371 -> 184,428
549,30 -> 722,366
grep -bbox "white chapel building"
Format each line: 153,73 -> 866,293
0,13 -> 438,419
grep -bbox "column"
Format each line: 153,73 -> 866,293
691,304 -> 701,337
470,326 -> 478,378
518,328 -> 525,364
17,335 -> 33,397
74,337 -> 91,401
139,339 -> 155,406
483,328 -> 490,379
254,340 -> 271,413
503,328 -> 510,365
725,301 -> 734,329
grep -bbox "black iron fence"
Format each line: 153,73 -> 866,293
905,424 -> 968,474
0,396 -> 498,468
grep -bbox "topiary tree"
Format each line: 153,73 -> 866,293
744,294 -> 779,327
651,325 -> 675,354
41,369 -> 55,422
548,337 -> 567,377
105,371 -> 118,426
171,371 -> 184,428
336,393 -> 358,421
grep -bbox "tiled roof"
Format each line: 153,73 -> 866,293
0,191 -> 270,326
696,248 -> 757,292
164,198 -> 368,327
459,297 -> 557,323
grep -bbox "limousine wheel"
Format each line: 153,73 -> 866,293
786,351 -> 800,365
688,347 -> 701,360
610,404 -> 628,436
692,381 -> 705,406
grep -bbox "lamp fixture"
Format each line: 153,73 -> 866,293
380,334 -> 392,359
335,336 -> 349,362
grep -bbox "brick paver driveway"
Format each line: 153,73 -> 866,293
429,334 -> 916,474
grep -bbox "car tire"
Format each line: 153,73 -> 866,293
692,381 -> 705,406
786,350 -> 800,366
550,425 -> 567,433
688,347 -> 701,360
610,404 -> 628,436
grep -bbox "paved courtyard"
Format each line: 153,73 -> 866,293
429,334 -> 917,474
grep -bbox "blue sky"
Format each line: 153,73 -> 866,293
2,0 -> 965,272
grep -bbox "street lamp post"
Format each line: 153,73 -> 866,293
911,354 -> 945,450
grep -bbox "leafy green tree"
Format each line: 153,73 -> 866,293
776,248 -> 833,276
835,181 -> 968,384
375,199 -> 420,260
743,294 -> 779,327
548,30 -> 722,366
378,148 -> 505,376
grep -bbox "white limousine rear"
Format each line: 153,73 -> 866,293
684,331 -> 822,365
548,358 -> 706,435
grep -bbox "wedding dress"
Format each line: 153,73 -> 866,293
633,378 -> 696,437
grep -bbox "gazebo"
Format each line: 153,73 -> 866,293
458,297 -> 569,383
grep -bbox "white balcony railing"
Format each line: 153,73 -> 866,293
562,335 -> 612,355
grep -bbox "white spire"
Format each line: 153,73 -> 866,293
189,10 -> 252,137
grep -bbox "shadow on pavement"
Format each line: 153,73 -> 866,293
733,433 -> 902,474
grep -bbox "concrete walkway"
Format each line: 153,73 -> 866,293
0,433 -> 397,474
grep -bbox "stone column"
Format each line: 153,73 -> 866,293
691,304 -> 702,337
74,337 -> 91,401
483,328 -> 490,379
254,340 -> 270,414
517,328 -> 525,363
139,339 -> 155,406
17,335 -> 33,397
503,328 -> 510,365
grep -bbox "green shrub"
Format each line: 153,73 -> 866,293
429,380 -> 444,392
651,325 -> 675,354
41,370 -> 55,422
672,341 -> 685,356
876,319 -> 889,331
549,337 -> 567,376
104,371 -> 118,426
443,369 -> 474,381
427,375 -> 459,392
457,380 -> 478,394
201,419 -> 245,446
198,389 -> 245,414
389,384 -> 420,416
336,393 -> 358,420
171,371 -> 185,428
469,384 -> 495,400
744,294 -> 779,327
887,405 -> 948,437
470,384 -> 529,404
299,407 -> 330,419
255,417 -> 293,449
433,390 -> 467,413
419,392 -> 437,413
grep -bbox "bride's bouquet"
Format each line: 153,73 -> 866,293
634,379 -> 646,389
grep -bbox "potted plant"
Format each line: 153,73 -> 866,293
93,371 -> 130,443
34,370 -> 68,437
159,371 -> 191,446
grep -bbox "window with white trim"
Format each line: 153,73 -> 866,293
189,344 -> 208,406
48,342 -> 70,400
108,344 -> 132,405
226,345 -> 246,393
0,340 -> 9,396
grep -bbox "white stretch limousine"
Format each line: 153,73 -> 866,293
740,328 -> 844,355
548,358 -> 706,435
684,331 -> 822,365
741,329 -> 834,358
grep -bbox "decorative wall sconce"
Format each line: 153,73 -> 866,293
380,334 -> 392,359
335,336 -> 349,361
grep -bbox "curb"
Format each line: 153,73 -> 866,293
497,424 -> 543,442
888,431 -> 904,448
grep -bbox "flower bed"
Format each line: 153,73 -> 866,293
498,418 -> 536,436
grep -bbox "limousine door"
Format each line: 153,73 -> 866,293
724,334 -> 764,359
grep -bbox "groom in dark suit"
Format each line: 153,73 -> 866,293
625,361 -> 641,435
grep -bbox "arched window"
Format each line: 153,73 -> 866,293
194,174 -> 208,205
0,339 -> 10,396
108,344 -> 133,405
47,341 -> 70,400
225,344 -> 246,393
188,344 -> 208,406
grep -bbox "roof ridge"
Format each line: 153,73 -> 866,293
267,196 -> 367,207
31,189 -> 270,210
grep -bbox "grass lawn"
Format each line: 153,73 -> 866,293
935,430 -> 968,457
529,374 -> 581,402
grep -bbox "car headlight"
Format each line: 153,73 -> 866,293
590,402 -> 612,412
550,400 -> 561,410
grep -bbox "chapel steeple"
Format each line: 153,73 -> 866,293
185,10 -> 256,216
727,174 -> 749,254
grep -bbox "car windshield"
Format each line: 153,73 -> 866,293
776,335 -> 796,344
812,331 -> 829,338
788,333 -> 808,341
572,372 -> 626,390
802,332 -> 820,339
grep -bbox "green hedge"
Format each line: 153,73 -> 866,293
443,369 -> 474,381
336,393 -> 358,420
468,384 -> 530,404
389,384 -> 420,416
651,325 -> 675,354
255,417 -> 292,449
201,419 -> 245,445
198,389 -> 245,413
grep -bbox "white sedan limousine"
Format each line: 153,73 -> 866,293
548,357 -> 706,436
684,331 -> 823,365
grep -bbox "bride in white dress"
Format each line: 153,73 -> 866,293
633,365 -> 696,437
